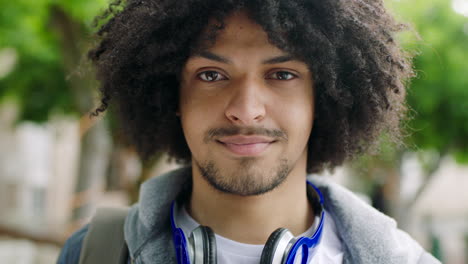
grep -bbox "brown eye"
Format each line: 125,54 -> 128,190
198,71 -> 227,82
269,71 -> 297,80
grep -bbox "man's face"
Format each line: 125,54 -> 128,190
179,11 -> 314,196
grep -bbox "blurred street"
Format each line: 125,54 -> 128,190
0,237 -> 59,264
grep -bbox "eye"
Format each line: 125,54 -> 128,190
268,71 -> 297,80
197,71 -> 227,82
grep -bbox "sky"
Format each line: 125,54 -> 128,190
452,0 -> 468,16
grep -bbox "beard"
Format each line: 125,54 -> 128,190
195,157 -> 292,196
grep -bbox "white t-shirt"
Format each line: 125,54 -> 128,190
177,206 -> 343,264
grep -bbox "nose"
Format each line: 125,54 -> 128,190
225,78 -> 266,125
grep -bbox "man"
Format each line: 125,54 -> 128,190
58,0 -> 441,263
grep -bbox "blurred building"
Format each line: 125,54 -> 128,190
0,102 -> 80,244
410,157 -> 468,264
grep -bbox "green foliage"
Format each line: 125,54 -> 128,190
1,56 -> 71,122
60,0 -> 110,24
0,0 -> 109,122
389,0 -> 468,163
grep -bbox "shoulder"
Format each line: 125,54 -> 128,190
56,224 -> 89,264
307,176 -> 441,263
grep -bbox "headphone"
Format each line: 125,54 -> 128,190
170,181 -> 325,264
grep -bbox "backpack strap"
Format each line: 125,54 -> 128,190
79,207 -> 130,264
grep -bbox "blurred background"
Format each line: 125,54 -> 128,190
0,0 -> 467,263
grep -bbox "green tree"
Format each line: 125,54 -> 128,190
0,0 -> 112,223
399,0 -> 468,161
0,0 -> 108,119
351,0 -> 468,224
399,0 -> 468,199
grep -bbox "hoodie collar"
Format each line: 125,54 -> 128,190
124,167 -> 425,263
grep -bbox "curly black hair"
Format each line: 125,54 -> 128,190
89,0 -> 413,173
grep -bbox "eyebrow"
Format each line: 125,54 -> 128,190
262,55 -> 295,64
194,51 -> 298,65
196,51 -> 231,64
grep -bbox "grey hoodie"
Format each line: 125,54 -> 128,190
123,167 -> 441,264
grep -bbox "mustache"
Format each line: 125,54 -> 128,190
204,126 -> 288,143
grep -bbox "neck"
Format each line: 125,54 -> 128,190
187,158 -> 314,244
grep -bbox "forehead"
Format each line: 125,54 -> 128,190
192,11 -> 284,56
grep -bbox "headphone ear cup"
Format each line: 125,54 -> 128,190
260,228 -> 293,264
199,226 -> 217,264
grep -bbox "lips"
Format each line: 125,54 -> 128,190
217,136 -> 275,156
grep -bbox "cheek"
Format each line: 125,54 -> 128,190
273,95 -> 314,145
179,91 -> 201,149
180,83 -> 223,114
179,90 -> 222,151
179,111 -> 205,158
